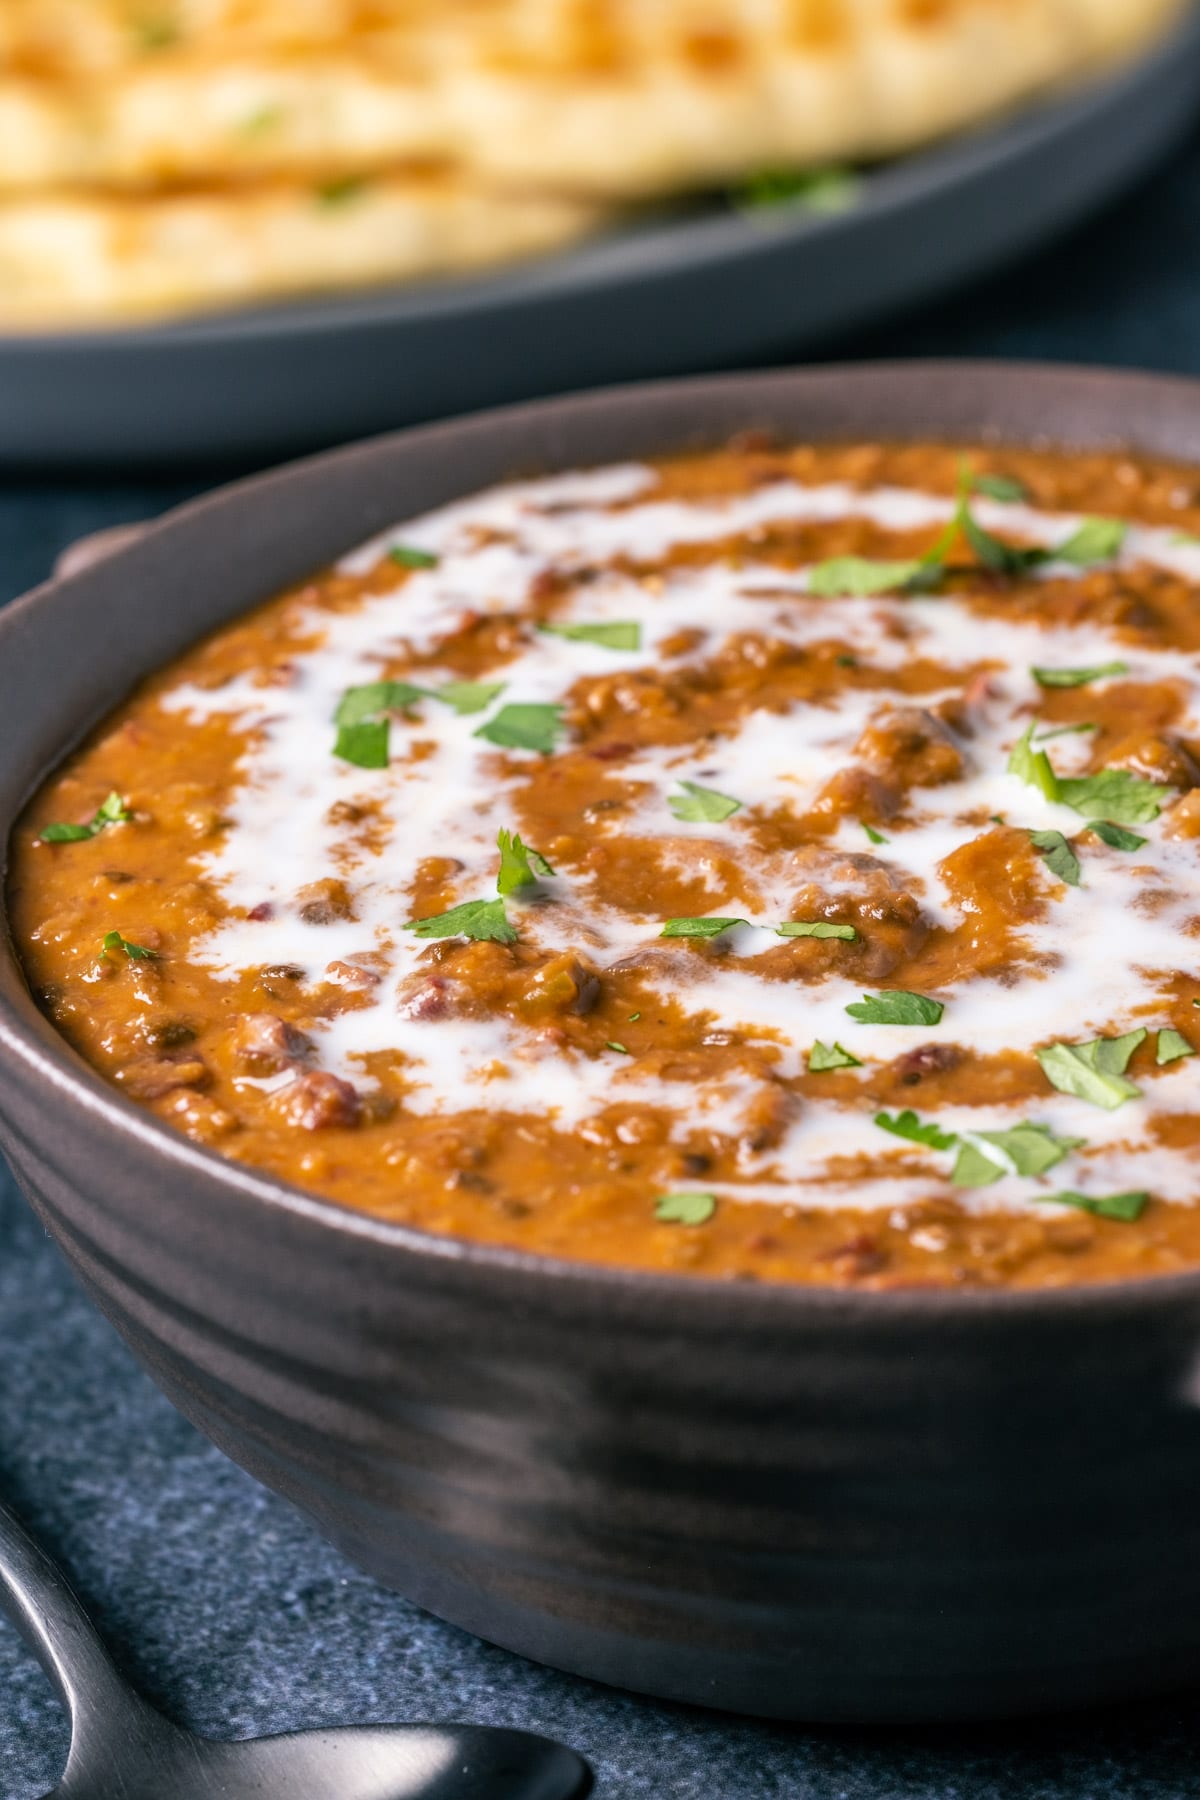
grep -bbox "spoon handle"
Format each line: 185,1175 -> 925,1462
0,1500 -> 145,1731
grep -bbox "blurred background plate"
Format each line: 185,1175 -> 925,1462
4,7 -> 1200,472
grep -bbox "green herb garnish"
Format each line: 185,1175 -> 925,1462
333,721 -> 389,768
1037,1029 -> 1146,1110
1057,768 -> 1165,825
538,620 -> 641,651
874,1109 -> 957,1151
1039,1190 -> 1149,1222
606,1041 -> 630,1055
654,1191 -> 718,1225
808,1040 -> 862,1071
317,175 -> 369,207
335,681 -> 426,727
1007,724 -> 1059,801
474,703 -> 564,754
668,780 -> 742,823
805,1044 -> 863,1065
861,822 -> 888,845
951,1123 -> 1083,1189
1031,661 -> 1128,688
404,898 -> 517,944
735,166 -> 860,214
43,791 -> 132,843
807,556 -> 924,597
1086,820 -> 1147,850
972,473 -> 1028,502
388,543 -> 439,570
846,991 -> 944,1026
133,15 -> 180,50
495,828 -> 553,896
660,917 -> 746,939
1156,1028 -> 1194,1065
777,921 -> 857,940
1028,829 -> 1081,887
1055,518 -> 1128,565
102,930 -> 157,961
433,680 -> 506,716
875,1111 -> 1083,1188
1033,723 -> 1098,742
333,681 -> 429,766
1008,724 -> 1166,823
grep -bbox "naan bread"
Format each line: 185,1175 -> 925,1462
0,168 -> 607,326
0,0 -> 1186,197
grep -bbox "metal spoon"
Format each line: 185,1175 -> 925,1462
0,1501 -> 591,1800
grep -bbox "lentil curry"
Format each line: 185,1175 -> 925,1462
12,439 -> 1200,1289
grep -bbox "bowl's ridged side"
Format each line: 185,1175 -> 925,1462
5,1068 -> 1200,1721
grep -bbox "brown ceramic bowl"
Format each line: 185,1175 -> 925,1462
4,363 -> 1200,1724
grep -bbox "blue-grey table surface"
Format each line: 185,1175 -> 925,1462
5,124 -> 1200,1800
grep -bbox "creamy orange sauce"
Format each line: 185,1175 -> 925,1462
11,438 -> 1200,1287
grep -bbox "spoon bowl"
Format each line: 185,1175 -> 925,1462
1,1501 -> 590,1800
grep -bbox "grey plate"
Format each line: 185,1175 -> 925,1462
5,12 -> 1200,471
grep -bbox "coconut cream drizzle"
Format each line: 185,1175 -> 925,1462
160,463 -> 1200,1217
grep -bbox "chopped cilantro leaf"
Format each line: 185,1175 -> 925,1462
1028,829 -> 1081,887
668,780 -> 742,823
874,1109 -> 957,1151
43,791 -> 132,842
1157,1028 -> 1194,1065
1087,820 -> 1147,850
1007,724 -> 1060,801
538,620 -> 641,651
317,175 -> 369,206
405,898 -> 516,943
606,1041 -> 630,1055
972,473 -> 1028,502
1031,661 -> 1128,688
333,720 -> 390,769
1056,768 -> 1165,825
654,1191 -> 717,1225
777,920 -> 858,940
735,166 -> 860,214
102,929 -> 157,961
661,917 -> 746,939
1008,725 -> 1166,823
808,556 -> 923,597
1055,518 -> 1127,565
335,680 -> 427,727
1037,1029 -> 1146,1110
495,828 -> 548,897
861,822 -> 888,845
474,703 -> 564,754
808,1040 -> 861,1071
433,680 -> 506,716
952,1123 -> 1083,1189
388,544 -> 439,569
1033,723 -> 1097,742
846,991 -> 943,1026
1040,1190 -> 1149,1222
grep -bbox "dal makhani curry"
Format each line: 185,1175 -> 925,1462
12,437 -> 1200,1288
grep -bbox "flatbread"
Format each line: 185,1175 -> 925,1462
0,0 -> 1186,197
0,168 -> 608,327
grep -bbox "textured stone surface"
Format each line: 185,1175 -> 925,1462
5,123 -> 1200,1795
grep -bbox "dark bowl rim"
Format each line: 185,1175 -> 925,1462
5,355 -> 1200,1323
